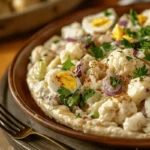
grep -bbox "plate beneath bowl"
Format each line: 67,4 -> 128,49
8,4 -> 150,148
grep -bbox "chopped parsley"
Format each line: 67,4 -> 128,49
133,64 -> 149,78
121,38 -> 132,48
130,9 -> 138,25
80,89 -> 95,108
58,87 -> 80,108
118,51 -> 123,53
140,77 -> 144,81
144,54 -> 150,61
139,39 -> 150,52
126,28 -> 137,37
43,53 -> 48,56
67,94 -> 80,108
110,77 -> 122,87
140,26 -> 150,38
58,87 -> 72,100
91,42 -> 115,59
104,10 -> 111,16
76,113 -> 81,118
57,87 -> 95,109
53,40 -> 59,43
82,89 -> 95,102
126,56 -> 133,61
62,55 -> 74,70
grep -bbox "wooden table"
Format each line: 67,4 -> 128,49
0,0 -> 118,149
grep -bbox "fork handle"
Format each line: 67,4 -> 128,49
31,131 -> 70,150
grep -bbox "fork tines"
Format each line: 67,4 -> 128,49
0,104 -> 25,136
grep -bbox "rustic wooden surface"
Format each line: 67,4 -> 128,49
0,0 -> 118,149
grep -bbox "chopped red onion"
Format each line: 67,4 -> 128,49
112,40 -> 121,46
118,20 -> 128,28
146,88 -> 150,92
76,64 -> 82,77
65,37 -> 78,42
102,75 -> 122,96
133,49 -> 138,56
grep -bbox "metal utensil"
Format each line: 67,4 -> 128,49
0,104 -> 71,150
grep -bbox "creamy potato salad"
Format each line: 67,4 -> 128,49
27,8 -> 150,138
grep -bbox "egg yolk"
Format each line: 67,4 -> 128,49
137,14 -> 148,25
122,34 -> 134,42
91,18 -> 110,27
112,24 -> 124,41
56,72 -> 77,91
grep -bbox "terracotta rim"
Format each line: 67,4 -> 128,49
8,4 -> 150,148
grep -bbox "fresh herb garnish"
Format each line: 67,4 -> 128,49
62,55 -> 74,70
43,53 -> 48,56
58,87 -> 80,107
53,40 -> 59,43
82,89 -> 95,102
126,56 -> 133,61
118,51 -> 123,53
58,87 -> 72,100
140,77 -> 144,81
67,94 -> 80,108
140,26 -> 150,38
130,9 -> 138,25
110,77 -> 122,87
133,64 -> 149,78
91,42 -> 114,59
76,113 -> 81,118
126,28 -> 137,37
121,38 -> 132,48
80,89 -> 95,108
104,10 -> 111,16
139,39 -> 150,52
58,87 -> 95,109
144,54 -> 150,61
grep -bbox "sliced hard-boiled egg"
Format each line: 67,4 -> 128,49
137,14 -> 148,25
82,8 -> 117,35
112,24 -> 124,41
141,9 -> 150,26
122,34 -> 134,42
46,69 -> 81,94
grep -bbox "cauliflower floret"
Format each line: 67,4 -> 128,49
60,42 -> 84,63
43,35 -> 66,54
61,22 -> 86,39
127,76 -> 150,105
83,77 -> 103,90
31,46 -> 55,64
87,60 -> 106,80
86,91 -> 101,106
28,61 -> 47,81
97,32 -> 112,44
143,119 -> 150,133
106,48 -> 144,76
98,94 -> 137,124
141,9 -> 150,26
47,56 -> 61,70
123,112 -> 147,132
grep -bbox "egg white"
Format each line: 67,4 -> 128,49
82,8 -> 117,35
45,69 -> 81,94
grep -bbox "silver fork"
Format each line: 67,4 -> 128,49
0,104 -> 71,150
